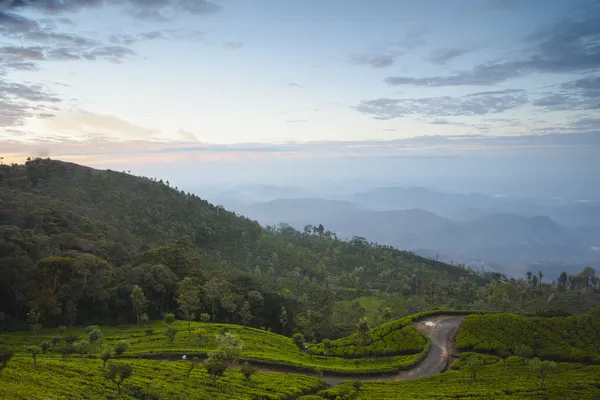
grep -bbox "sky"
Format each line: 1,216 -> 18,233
0,0 -> 599,196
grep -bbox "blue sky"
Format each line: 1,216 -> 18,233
0,0 -> 599,178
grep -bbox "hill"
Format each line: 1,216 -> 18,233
0,159 -> 483,339
240,196 -> 599,275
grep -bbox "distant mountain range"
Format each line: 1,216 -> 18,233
218,187 -> 600,277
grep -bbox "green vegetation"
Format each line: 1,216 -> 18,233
316,359 -> 600,399
0,159 -> 488,342
456,307 -> 600,362
0,357 -> 326,400
0,319 -> 425,374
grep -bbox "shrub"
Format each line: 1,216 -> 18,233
114,340 -> 130,356
88,329 -> 103,343
165,326 -> 178,344
51,336 -> 61,347
74,341 -> 90,358
40,341 -> 51,354
56,344 -> 74,359
292,333 -> 305,351
164,313 -> 175,325
85,325 -> 100,334
145,328 -> 154,336
241,362 -> 257,383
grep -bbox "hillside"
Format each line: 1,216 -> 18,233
239,196 -> 599,275
0,159 -> 482,338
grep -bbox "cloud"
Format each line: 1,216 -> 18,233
355,89 -> 528,120
427,48 -> 469,65
287,82 -> 305,89
351,54 -> 397,68
385,4 -> 600,87
0,80 -> 60,126
177,128 -> 198,142
223,41 -> 243,50
1,0 -> 223,20
533,75 -> 600,111
110,30 -> 168,45
285,120 -> 308,124
0,45 -> 45,60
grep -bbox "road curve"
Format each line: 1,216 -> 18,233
318,315 -> 464,386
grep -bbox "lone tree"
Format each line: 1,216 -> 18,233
113,340 -> 130,356
467,355 -> 485,382
0,348 -> 15,374
166,325 -> 178,344
205,357 -> 227,386
529,358 -> 558,386
185,356 -> 200,379
88,328 -> 103,344
26,345 -> 41,367
101,347 -> 112,368
74,341 -> 89,358
176,277 -> 200,334
515,345 -> 534,365
106,363 -> 133,395
58,325 -> 67,338
130,285 -> 147,328
164,313 -> 175,326
26,309 -> 41,336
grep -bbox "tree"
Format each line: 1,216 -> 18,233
106,363 -> 133,395
40,341 -> 51,354
279,306 -> 288,333
205,358 -> 227,386
88,328 -> 103,344
202,278 -> 220,323
57,344 -> 74,359
356,318 -> 372,347
26,309 -> 41,336
0,348 -> 15,374
176,277 -> 201,334
58,325 -> 67,338
292,333 -> 305,350
213,332 -> 243,370
164,313 -> 175,325
538,271 -> 544,285
130,285 -> 147,328
51,336 -> 61,347
526,271 -> 533,284
467,355 -> 485,382
529,357 -> 558,386
74,340 -> 89,358
238,300 -> 253,326
101,347 -> 112,368
200,313 -> 210,323
140,313 -> 149,327
558,271 -> 569,292
186,356 -> 199,379
113,340 -> 130,356
166,325 -> 178,344
26,345 -> 41,367
241,362 -> 257,384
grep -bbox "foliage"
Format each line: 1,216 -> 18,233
113,340 -> 130,356
456,308 -> 600,362
164,313 -> 176,326
166,326 -> 178,344
131,285 -> 147,328
105,362 -> 133,395
529,357 -> 559,386
204,357 -> 227,386
0,357 -> 325,399
318,360 -> 600,399
88,328 -> 103,343
26,345 -> 42,367
73,340 -> 89,358
176,277 -> 200,333
292,333 -> 305,350
26,309 -> 41,336
241,362 -> 257,383
100,347 -> 111,368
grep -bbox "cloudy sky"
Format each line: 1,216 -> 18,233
0,0 -> 599,193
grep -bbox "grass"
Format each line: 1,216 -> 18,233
0,357 -> 326,400
0,320 -> 425,374
317,357 -> 600,399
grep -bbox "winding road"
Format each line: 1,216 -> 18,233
242,315 -> 465,387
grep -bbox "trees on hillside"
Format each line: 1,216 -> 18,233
176,277 -> 200,333
130,285 -> 147,328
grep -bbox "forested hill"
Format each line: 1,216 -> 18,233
0,159 -> 484,338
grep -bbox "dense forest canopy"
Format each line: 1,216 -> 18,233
0,159 -> 596,340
